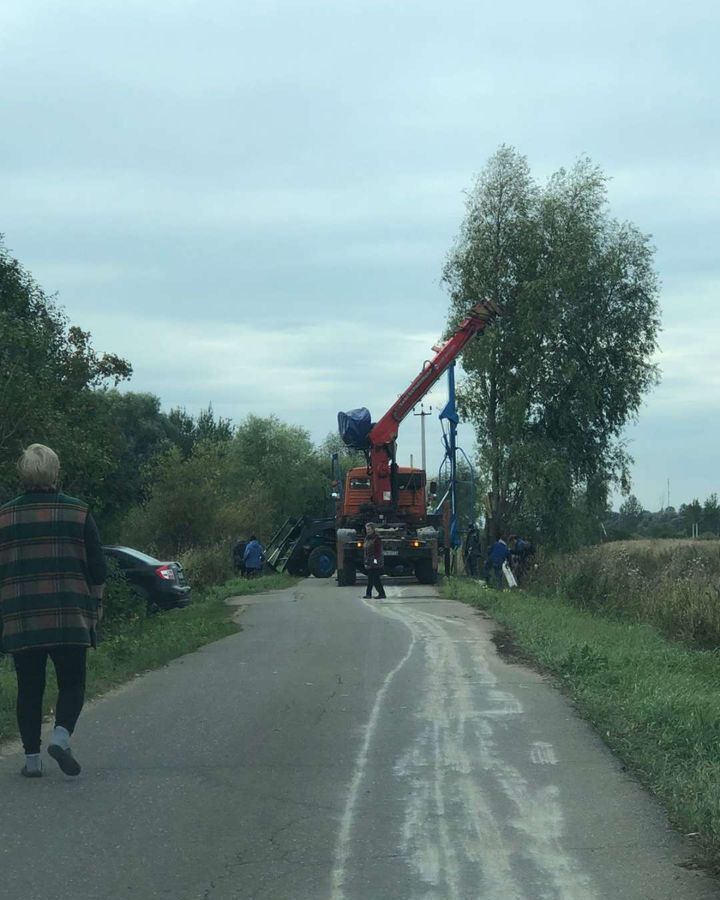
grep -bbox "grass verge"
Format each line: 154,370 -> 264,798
0,572 -> 296,747
444,577 -> 720,867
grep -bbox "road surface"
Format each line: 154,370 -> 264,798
0,578 -> 717,899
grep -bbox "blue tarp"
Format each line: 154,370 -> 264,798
338,407 -> 373,450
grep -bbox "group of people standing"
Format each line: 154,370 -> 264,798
463,526 -> 535,588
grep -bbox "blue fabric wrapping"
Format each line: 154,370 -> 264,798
337,408 -> 373,450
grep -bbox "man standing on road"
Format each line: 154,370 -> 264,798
484,535 -> 512,589
363,523 -> 386,599
0,444 -> 106,778
243,535 -> 265,578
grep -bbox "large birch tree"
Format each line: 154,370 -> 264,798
444,148 -> 660,547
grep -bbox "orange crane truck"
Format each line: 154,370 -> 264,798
335,300 -> 498,586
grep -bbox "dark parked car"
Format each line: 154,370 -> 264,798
102,545 -> 191,611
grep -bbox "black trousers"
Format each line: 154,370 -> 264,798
365,570 -> 386,598
13,646 -> 88,754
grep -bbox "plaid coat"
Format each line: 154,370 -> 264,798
0,491 -> 99,653
363,533 -> 384,570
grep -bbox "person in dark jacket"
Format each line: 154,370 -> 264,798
363,523 -> 386,599
0,444 -> 106,778
243,536 -> 265,577
463,524 -> 482,577
484,535 -> 512,589
511,535 -> 535,582
232,539 -> 248,576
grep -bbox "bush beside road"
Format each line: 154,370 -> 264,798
445,574 -> 720,868
0,573 -> 295,748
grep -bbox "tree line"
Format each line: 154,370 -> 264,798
606,494 -> 720,541
0,236 -> 335,562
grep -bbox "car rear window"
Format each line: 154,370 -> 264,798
105,547 -> 161,566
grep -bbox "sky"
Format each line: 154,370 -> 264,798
1,0 -> 718,512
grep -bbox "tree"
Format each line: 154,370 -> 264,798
165,404 -> 234,458
119,443 -> 275,556
66,391 -> 175,532
0,238 -> 131,499
619,494 -> 644,527
230,415 -> 328,521
684,498 -> 703,533
443,148 -> 660,548
702,493 -> 720,535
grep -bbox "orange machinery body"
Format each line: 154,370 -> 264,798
339,466 -> 426,523
335,300 -> 499,586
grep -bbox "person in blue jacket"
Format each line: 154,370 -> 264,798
243,535 -> 265,578
484,535 -> 512,589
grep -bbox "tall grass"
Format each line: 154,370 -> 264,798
529,541 -> 720,647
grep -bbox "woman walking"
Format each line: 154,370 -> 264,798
363,522 -> 386,599
0,444 -> 106,778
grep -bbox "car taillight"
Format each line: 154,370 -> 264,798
156,565 -> 176,581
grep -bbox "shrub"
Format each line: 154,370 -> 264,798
528,541 -> 720,648
102,559 -> 147,629
117,443 -> 278,558
179,543 -> 236,591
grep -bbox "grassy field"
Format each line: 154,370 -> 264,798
598,538 -> 709,554
445,542 -> 720,867
530,539 -> 720,648
0,572 -> 294,748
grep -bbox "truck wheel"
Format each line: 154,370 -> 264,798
337,563 -> 356,586
308,546 -> 336,579
415,559 -> 438,585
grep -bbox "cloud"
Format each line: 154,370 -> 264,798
85,310 -> 440,416
1,0 -> 718,513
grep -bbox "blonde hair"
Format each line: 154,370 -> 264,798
18,444 -> 60,488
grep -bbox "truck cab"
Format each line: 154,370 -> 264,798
339,466 -> 427,523
336,466 -> 438,587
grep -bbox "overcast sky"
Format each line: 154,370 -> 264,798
1,0 -> 718,511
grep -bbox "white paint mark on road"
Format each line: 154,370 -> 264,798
330,592 -> 597,899
330,599 -> 417,900
390,601 -> 597,900
531,741 -> 559,766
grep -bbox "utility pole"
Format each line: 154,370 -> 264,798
413,402 -> 432,474
667,478 -> 670,510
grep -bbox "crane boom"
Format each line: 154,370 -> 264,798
367,299 -> 499,508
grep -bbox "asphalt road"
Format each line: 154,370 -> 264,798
0,578 -> 717,900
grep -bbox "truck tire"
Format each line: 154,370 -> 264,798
308,546 -> 336,579
337,562 -> 356,586
415,559 -> 438,585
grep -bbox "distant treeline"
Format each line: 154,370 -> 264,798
604,494 -> 720,541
